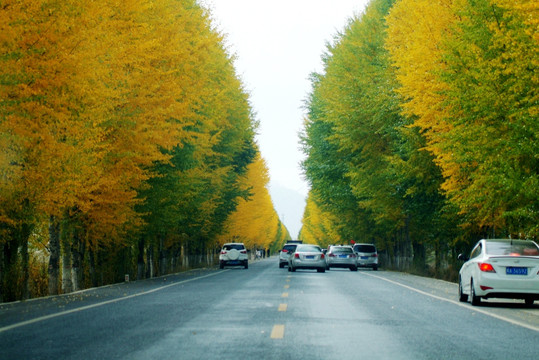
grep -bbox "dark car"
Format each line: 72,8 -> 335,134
279,243 -> 299,268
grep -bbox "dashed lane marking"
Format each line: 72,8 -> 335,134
271,325 -> 285,339
281,292 -> 289,298
278,303 -> 288,312
284,284 -> 290,289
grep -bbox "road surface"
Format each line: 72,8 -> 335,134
1,257 -> 538,359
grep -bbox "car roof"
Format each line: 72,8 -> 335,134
480,238 -> 536,243
296,244 -> 322,250
223,242 -> 245,246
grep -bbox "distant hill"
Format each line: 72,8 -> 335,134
268,182 -> 306,239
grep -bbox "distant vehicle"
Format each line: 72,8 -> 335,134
219,243 -> 248,269
326,245 -> 357,271
279,243 -> 299,268
458,239 -> 539,306
353,243 -> 378,270
286,240 -> 303,244
287,244 -> 326,273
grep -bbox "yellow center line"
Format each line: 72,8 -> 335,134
278,303 -> 288,312
284,284 -> 290,289
281,292 -> 288,298
271,324 -> 285,339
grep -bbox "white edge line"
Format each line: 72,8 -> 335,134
0,270 -> 227,333
364,272 -> 539,332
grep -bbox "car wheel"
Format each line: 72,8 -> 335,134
350,266 -> 357,271
373,265 -> 378,271
458,277 -> 468,302
279,262 -> 284,268
524,297 -> 534,307
244,261 -> 248,269
470,279 -> 481,306
288,265 -> 292,272
317,268 -> 325,273
291,266 -> 296,272
219,261 -> 224,269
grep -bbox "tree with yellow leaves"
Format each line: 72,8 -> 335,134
217,153 -> 289,254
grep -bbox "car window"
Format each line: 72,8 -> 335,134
486,241 -> 539,256
224,244 -> 245,251
354,245 -> 376,253
283,245 -> 297,252
470,243 -> 482,259
297,245 -> 321,252
331,247 -> 353,254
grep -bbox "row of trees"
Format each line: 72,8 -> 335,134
0,0 -> 288,302
299,0 -> 538,278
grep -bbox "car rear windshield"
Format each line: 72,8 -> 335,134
486,241 -> 539,256
297,245 -> 321,252
332,247 -> 353,254
223,244 -> 245,251
354,245 -> 376,253
283,245 -> 297,252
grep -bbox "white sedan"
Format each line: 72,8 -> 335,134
458,239 -> 539,306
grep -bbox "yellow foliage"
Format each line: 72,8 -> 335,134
299,194 -> 342,247
218,153 -> 284,250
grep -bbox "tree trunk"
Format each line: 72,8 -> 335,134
71,226 -> 83,292
137,238 -> 145,280
20,225 -> 29,300
89,246 -> 97,287
2,237 -> 19,301
61,223 -> 73,294
48,216 -> 61,295
146,243 -> 154,278
0,242 -> 4,302
159,236 -> 167,276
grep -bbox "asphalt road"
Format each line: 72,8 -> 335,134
1,257 -> 538,359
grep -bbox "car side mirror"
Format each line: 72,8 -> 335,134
457,253 -> 469,261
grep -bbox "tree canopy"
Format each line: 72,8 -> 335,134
301,0 -> 537,277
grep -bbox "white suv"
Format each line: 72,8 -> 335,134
219,243 -> 248,269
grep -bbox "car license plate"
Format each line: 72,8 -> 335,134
506,267 -> 527,275
361,256 -> 368,260
305,255 -> 315,259
339,255 -> 348,258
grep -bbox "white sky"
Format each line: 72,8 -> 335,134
201,0 -> 369,235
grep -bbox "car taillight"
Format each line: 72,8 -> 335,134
329,254 -> 336,257
220,251 -> 227,255
350,254 -> 356,258
240,250 -> 247,254
321,254 -> 325,259
294,253 -> 300,258
372,254 -> 378,257
282,249 -> 288,253
478,263 -> 496,272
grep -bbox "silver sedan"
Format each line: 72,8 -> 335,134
288,244 -> 326,273
326,245 -> 358,271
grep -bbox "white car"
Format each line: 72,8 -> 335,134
219,243 -> 248,269
458,239 -> 539,306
